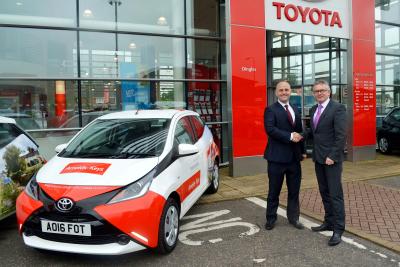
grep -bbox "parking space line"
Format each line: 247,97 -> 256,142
245,197 -> 400,265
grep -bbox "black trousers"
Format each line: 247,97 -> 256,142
315,161 -> 345,233
266,160 -> 301,223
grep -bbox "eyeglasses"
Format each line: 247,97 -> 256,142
313,89 -> 329,94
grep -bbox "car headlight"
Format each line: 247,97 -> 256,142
108,169 -> 156,204
25,175 -> 39,200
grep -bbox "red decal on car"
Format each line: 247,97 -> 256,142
60,162 -> 111,175
177,170 -> 201,202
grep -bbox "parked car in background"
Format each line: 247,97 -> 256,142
0,116 -> 45,220
16,109 -> 220,255
377,107 -> 400,154
1,113 -> 41,130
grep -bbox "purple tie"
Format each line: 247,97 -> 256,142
313,104 -> 323,128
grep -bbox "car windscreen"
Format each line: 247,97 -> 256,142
59,118 -> 171,159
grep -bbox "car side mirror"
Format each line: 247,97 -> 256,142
55,143 -> 68,153
178,144 -> 198,157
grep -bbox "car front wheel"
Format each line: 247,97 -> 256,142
378,136 -> 391,154
156,197 -> 179,254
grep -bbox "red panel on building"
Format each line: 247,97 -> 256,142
231,25 -> 267,157
351,0 -> 376,147
230,0 -> 265,27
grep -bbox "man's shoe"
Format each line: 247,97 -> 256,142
328,232 -> 342,246
265,222 -> 275,230
311,223 -> 333,232
289,220 -> 304,230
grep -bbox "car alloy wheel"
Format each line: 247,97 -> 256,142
156,197 -> 179,254
207,163 -> 219,194
378,137 -> 390,153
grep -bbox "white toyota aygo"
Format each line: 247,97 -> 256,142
16,109 -> 220,255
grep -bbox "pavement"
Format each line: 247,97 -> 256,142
199,153 -> 400,254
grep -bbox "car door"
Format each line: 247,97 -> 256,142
189,115 -> 211,189
386,109 -> 400,148
173,116 -> 202,215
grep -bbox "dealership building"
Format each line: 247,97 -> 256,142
0,0 -> 398,176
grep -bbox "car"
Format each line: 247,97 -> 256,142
0,116 -> 45,221
0,113 -> 42,130
377,107 -> 400,154
16,109 -> 220,255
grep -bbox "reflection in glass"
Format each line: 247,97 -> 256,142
0,0 -> 76,27
187,39 -> 220,79
303,35 -> 330,52
187,0 -> 220,36
376,86 -> 400,115
0,28 -> 77,78
0,80 -> 78,130
272,32 -> 301,55
375,0 -> 400,24
79,0 -> 184,34
375,23 -> 400,55
304,53 -> 329,84
376,55 -> 400,85
80,32 -> 185,79
80,80 -> 184,126
272,55 -> 302,85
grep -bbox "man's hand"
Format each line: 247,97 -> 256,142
291,132 -> 303,143
325,157 -> 334,165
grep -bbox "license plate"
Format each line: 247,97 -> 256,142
41,220 -> 91,236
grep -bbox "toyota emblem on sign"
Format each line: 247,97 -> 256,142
56,198 -> 74,212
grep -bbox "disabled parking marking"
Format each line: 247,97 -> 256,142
179,209 -> 260,246
246,197 -> 400,266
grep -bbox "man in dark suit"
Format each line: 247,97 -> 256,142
264,80 -> 306,231
308,80 -> 347,246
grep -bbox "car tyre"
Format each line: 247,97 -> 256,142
156,197 -> 179,254
207,162 -> 219,194
378,136 -> 391,154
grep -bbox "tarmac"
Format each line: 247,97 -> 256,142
199,153 -> 400,254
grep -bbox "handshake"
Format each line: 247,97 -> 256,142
291,132 -> 304,143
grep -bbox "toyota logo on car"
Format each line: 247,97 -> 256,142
56,198 -> 74,212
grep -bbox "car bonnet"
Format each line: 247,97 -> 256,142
36,156 -> 158,186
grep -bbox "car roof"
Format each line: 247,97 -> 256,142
0,116 -> 16,124
98,109 -> 198,120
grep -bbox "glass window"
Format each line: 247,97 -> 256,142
190,115 -> 205,139
0,28 -> 77,78
80,80 -> 185,125
304,53 -> 330,84
376,86 -> 400,115
375,23 -> 400,55
187,39 -> 220,79
376,55 -> 400,85
271,32 -> 301,55
59,118 -> 170,158
0,123 -> 21,148
187,0 -> 220,36
272,55 -> 302,85
0,80 -> 78,130
187,82 -> 220,123
0,0 -> 76,27
79,0 -> 184,34
375,0 -> 400,24
80,32 -> 185,79
118,34 -> 185,80
303,35 -> 330,52
174,117 -> 195,144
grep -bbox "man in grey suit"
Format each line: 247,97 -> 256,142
309,80 -> 347,246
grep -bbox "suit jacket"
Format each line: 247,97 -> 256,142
263,102 -> 305,163
309,99 -> 347,164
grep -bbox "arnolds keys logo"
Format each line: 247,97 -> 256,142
272,0 -> 342,28
60,162 -> 111,175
